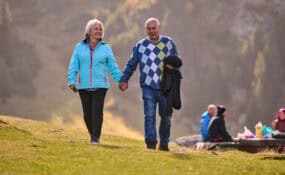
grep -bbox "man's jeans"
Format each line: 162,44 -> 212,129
142,86 -> 172,146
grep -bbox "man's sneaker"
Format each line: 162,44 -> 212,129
146,143 -> 156,150
158,145 -> 170,151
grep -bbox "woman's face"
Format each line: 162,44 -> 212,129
89,23 -> 103,40
222,111 -> 227,118
279,112 -> 285,120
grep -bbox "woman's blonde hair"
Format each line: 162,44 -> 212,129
84,18 -> 104,38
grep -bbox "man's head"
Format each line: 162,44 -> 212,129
144,18 -> 160,42
207,104 -> 217,117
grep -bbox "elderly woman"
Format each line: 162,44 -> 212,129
68,18 -> 122,144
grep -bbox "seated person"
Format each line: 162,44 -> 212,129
272,108 -> 285,132
200,104 -> 217,141
208,105 -> 232,142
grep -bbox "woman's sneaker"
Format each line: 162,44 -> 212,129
91,136 -> 99,145
91,140 -> 99,145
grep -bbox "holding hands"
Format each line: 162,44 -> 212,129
119,82 -> 128,91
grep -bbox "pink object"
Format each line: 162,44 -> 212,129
276,108 -> 285,120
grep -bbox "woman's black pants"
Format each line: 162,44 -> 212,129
79,89 -> 107,141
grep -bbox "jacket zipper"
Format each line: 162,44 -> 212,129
104,68 -> 107,84
90,48 -> 93,88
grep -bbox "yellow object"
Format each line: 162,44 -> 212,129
255,121 -> 263,138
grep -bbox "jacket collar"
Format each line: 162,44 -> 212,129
82,36 -> 106,45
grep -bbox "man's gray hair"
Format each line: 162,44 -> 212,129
84,18 -> 104,38
144,17 -> 160,28
208,104 -> 216,110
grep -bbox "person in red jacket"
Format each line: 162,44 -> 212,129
272,108 -> 285,132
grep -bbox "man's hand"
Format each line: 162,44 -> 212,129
119,82 -> 128,91
69,84 -> 78,93
166,64 -> 174,69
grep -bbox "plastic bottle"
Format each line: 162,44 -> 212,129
255,122 -> 263,138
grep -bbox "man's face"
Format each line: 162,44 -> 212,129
208,107 -> 216,117
145,21 -> 160,42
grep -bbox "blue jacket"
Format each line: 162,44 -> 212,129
68,38 -> 122,89
200,111 -> 211,141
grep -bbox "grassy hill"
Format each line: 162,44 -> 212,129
1,115 -> 285,175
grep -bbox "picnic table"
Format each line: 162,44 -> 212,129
175,134 -> 285,153
237,138 -> 285,153
193,138 -> 285,153
239,138 -> 285,147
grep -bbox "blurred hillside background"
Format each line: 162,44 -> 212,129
0,0 -> 285,138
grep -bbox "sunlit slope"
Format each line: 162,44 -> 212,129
50,111 -> 143,140
1,115 -> 285,175
0,114 -> 143,141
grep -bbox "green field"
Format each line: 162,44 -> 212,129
0,116 -> 285,175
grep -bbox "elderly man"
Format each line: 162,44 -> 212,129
200,104 -> 217,141
119,18 -> 179,151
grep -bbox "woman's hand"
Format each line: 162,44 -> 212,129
69,85 -> 78,93
272,120 -> 278,130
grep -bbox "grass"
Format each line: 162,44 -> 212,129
1,116 -> 285,175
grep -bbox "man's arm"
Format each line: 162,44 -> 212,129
170,39 -> 179,55
120,45 -> 139,83
200,117 -> 210,141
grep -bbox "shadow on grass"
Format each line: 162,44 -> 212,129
0,123 -> 33,136
170,152 -> 192,160
97,144 -> 124,149
0,120 -> 8,124
31,143 -> 47,148
261,156 -> 285,160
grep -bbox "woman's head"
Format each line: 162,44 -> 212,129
217,105 -> 226,117
84,18 -> 104,40
276,108 -> 285,120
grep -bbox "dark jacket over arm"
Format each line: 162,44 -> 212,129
160,55 -> 182,116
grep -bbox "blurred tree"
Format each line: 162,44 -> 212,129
0,0 -> 39,99
1,0 -> 284,136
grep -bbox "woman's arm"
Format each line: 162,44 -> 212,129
272,119 -> 278,130
68,45 -> 80,87
106,45 -> 122,83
